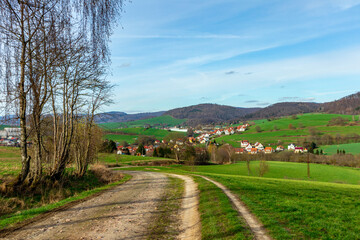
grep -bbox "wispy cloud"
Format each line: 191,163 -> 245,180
278,97 -> 316,102
225,71 -> 236,75
116,34 -> 251,39
245,100 -> 259,103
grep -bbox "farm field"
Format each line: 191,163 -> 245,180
103,134 -> 139,143
98,153 -> 175,165
218,113 -> 360,147
206,173 -> 360,239
102,125 -> 186,143
175,161 -> 360,185
99,115 -> 186,130
0,147 -> 21,179
123,164 -> 360,239
319,142 -> 360,155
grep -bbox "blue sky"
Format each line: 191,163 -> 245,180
107,0 -> 360,113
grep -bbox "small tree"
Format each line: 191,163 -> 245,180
259,159 -> 269,177
255,126 -> 262,132
137,144 -> 146,156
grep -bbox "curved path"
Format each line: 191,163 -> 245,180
167,174 -> 201,240
199,175 -> 272,240
2,171 -> 168,240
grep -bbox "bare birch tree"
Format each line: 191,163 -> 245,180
0,0 -> 124,186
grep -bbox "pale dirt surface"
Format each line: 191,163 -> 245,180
168,174 -> 201,240
2,171 -> 168,240
199,175 -> 273,240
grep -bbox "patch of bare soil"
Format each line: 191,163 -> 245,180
199,175 -> 273,240
168,174 -> 201,240
2,171 -> 168,240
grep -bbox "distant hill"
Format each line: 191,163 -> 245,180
95,92 -> 360,126
94,111 -> 164,124
244,102 -> 321,120
99,115 -> 186,129
322,92 -> 360,115
165,103 -> 260,126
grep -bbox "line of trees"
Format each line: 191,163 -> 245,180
0,0 -> 124,188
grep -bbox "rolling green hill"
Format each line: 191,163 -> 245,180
218,113 -> 360,147
318,142 -> 360,155
99,115 -> 186,130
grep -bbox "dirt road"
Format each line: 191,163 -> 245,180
168,174 -> 201,240
3,171 -> 169,240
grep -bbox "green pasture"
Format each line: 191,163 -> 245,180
247,113 -> 355,133
97,153 -> 174,165
319,142 -> 360,155
176,161 -> 360,185
217,129 -> 308,146
0,147 -> 21,178
103,134 -> 138,143
218,113 -> 360,146
121,164 -> 360,239
207,173 -> 360,239
99,115 -> 186,130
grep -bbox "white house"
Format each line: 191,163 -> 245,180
255,143 -> 264,151
241,140 -> 249,148
245,144 -> 253,152
288,143 -> 296,151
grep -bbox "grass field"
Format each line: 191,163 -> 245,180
319,142 -> 360,155
0,147 -> 21,178
121,163 -> 360,239
103,134 -> 139,143
217,113 -> 360,147
206,173 -> 360,239
247,113 -> 355,132
99,115 -> 186,130
176,161 -> 360,185
103,127 -> 185,143
193,175 -> 254,239
98,153 -> 175,166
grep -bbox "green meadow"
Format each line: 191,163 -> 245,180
103,134 -> 139,143
0,147 -> 21,178
103,127 -> 185,143
99,115 -> 186,130
97,153 -> 174,165
319,142 -> 360,155
176,161 -> 360,185
121,162 -> 360,239
218,113 -> 360,147
206,173 -> 360,239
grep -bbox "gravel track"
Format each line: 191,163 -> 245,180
167,174 -> 201,240
2,171 -> 168,240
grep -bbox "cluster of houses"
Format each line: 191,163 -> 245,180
196,124 -> 249,144
234,141 -> 308,154
0,128 -> 21,146
116,139 -> 172,156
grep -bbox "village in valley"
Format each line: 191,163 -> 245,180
115,123 -> 309,157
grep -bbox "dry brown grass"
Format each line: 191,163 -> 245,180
90,164 -> 124,183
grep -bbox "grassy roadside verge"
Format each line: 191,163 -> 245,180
0,174 -> 132,232
147,176 -> 184,239
192,175 -> 253,240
